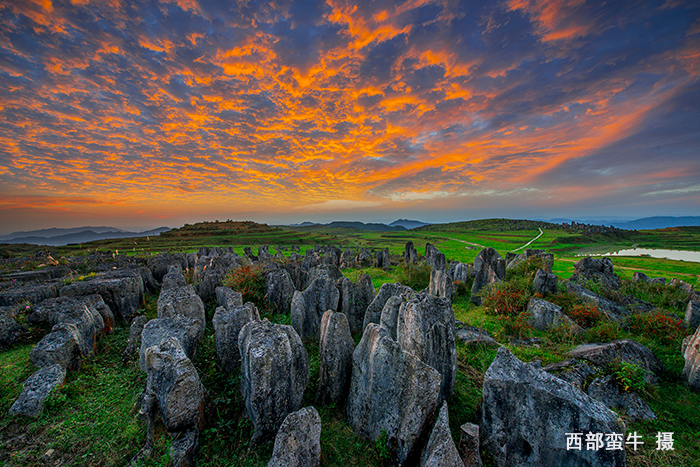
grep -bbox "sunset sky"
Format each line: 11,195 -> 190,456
1,0 -> 699,234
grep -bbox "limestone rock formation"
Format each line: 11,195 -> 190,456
265,269 -> 296,314
526,297 -> 580,331
569,340 -> 663,384
471,248 -> 506,305
139,316 -> 200,371
316,311 -> 354,405
403,241 -> 418,264
216,286 -> 243,309
337,274 -> 375,335
362,282 -> 414,331
9,364 -> 66,418
481,347 -> 625,467
533,268 -> 558,295
570,256 -> 620,290
587,375 -> 656,422
157,285 -> 206,340
267,406 -> 322,467
290,276 -> 339,340
239,319 -> 309,446
212,302 -> 260,372
347,324 -> 441,465
429,269 -> 453,301
420,402 -> 465,467
30,323 -> 82,371
682,326 -> 700,391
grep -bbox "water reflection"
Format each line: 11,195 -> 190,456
604,248 -> 700,263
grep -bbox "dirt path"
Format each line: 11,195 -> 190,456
512,227 -> 543,252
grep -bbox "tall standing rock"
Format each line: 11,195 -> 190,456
429,269 -> 453,301
570,257 -> 620,290
425,243 -> 446,271
290,277 -> 339,340
239,319 -> 309,446
686,300 -> 700,330
157,285 -> 206,340
379,295 -> 404,341
481,347 -> 625,467
397,293 -> 456,402
362,282 -> 414,331
682,325 -> 700,391
216,286 -> 243,309
316,311 -> 354,405
347,324 -> 441,465
265,269 -> 296,314
337,274 -> 375,335
533,269 -> 558,295
421,402 -> 465,467
139,316 -> 201,371
267,406 -> 322,467
471,248 -> 506,305
403,241 -> 418,264
212,303 -> 260,372
376,248 -> 391,270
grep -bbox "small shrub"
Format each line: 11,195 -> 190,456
396,262 -> 432,291
548,321 -> 582,346
628,312 -> 685,346
608,361 -> 647,392
375,429 -> 391,460
496,312 -> 532,340
222,265 -> 266,310
583,321 -> 621,343
545,290 -> 582,313
567,303 -> 603,328
482,277 -> 532,316
505,255 -> 550,280
453,280 -> 471,297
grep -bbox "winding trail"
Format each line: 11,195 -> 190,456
512,227 -> 544,252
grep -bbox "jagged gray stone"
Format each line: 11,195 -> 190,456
506,249 -> 554,273
526,297 -> 580,331
157,285 -> 206,340
379,295 -> 404,341
429,269 -> 453,300
124,315 -> 148,358
471,248 -> 505,305
421,402 -> 465,467
570,256 -> 620,290
139,316 -> 200,371
569,340 -> 663,384
686,300 -> 700,330
60,272 -> 144,322
290,276 -> 339,340
161,265 -> 187,290
9,364 -> 66,418
266,269 -> 296,314
239,319 -> 309,446
347,324 -> 441,465
212,303 -> 260,372
397,293 -> 456,402
316,311 -> 354,405
0,307 -> 26,349
337,274 -> 375,335
682,326 -> 700,391
458,422 -> 482,467
216,286 -> 243,309
267,406 -> 322,467
425,243 -> 446,271
481,347 -> 625,467
533,268 -> 558,295
30,323 -> 82,371
403,241 -> 418,264
565,282 -> 627,322
587,375 -> 656,422
362,282 -> 414,331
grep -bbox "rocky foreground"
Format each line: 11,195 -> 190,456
1,243 -> 699,466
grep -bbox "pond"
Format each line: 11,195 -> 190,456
603,248 -> 700,263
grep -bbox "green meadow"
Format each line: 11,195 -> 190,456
1,219 -> 699,466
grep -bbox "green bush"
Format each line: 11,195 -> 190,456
608,361 -> 647,392
628,312 -> 685,346
566,302 -> 604,328
396,262 -> 432,291
496,312 -> 532,340
221,265 -> 266,310
583,321 -> 621,342
482,277 -> 532,316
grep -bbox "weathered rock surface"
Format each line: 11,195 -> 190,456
565,282 -> 627,322
397,293 -> 456,402
448,261 -> 472,283
429,269 -> 453,301
337,274 -> 375,335
290,276 -> 339,340
157,285 -> 206,340
376,248 -> 391,270
347,324 -> 441,465
60,272 -> 144,322
587,375 -> 656,422
471,248 -> 505,305
454,326 -> 499,347
686,300 -> 700,330
403,241 -> 418,264
569,340 -> 663,384
543,359 -> 597,391
481,347 -> 625,467
30,323 -> 82,371
139,316 -> 200,371
216,286 -> 243,309
161,265 -> 187,290
316,311 -> 354,405
265,269 -> 296,314
0,307 -> 27,349
239,319 -> 309,445
632,272 -> 650,283
526,297 -> 579,331
570,256 -> 621,290
421,402 -> 465,467
147,253 -> 187,282
682,326 -> 700,391
425,243 -> 446,271
124,315 -> 148,358
138,337 -> 206,467
0,282 -> 61,307
212,302 -> 260,372
362,282 -> 414,331
533,268 -> 558,295
379,295 -> 404,341
9,364 -> 66,418
458,422 -> 482,467
267,406 -> 322,467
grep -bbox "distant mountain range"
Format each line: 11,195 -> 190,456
546,216 -> 700,230
285,219 -> 430,232
0,226 -> 171,246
